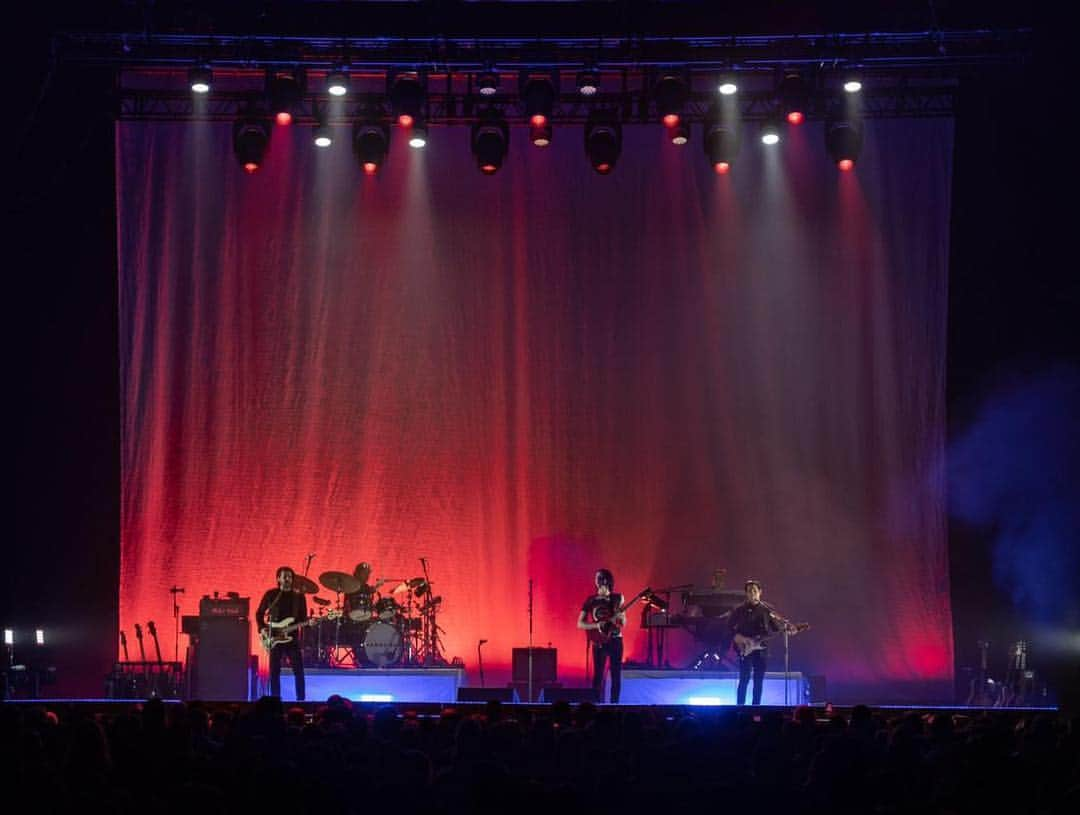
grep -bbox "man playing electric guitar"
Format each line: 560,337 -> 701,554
577,569 -> 635,703
256,566 -> 309,701
727,579 -> 808,706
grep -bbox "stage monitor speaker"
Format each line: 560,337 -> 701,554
512,647 -> 557,684
539,686 -> 598,704
457,687 -> 520,703
808,675 -> 827,703
190,617 -> 250,701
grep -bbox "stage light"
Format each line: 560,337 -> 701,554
530,120 -> 553,147
761,120 -> 781,146
655,74 -> 688,127
472,109 -> 510,174
477,70 -> 499,97
3,629 -> 12,646
577,69 -> 600,96
233,115 -> 272,173
189,65 -> 212,94
843,72 -> 863,94
354,120 -> 390,174
779,70 -> 808,125
408,120 -> 428,149
826,114 -> 864,169
523,78 -> 556,130
326,68 -> 349,97
718,76 -> 738,96
313,123 -> 333,148
704,118 -> 740,173
268,69 -> 305,125
35,629 -> 45,646
668,120 -> 690,146
585,111 -> 621,175
391,74 -> 425,128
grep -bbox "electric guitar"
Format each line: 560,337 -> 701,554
587,588 -> 651,644
259,609 -> 341,652
733,622 -> 809,657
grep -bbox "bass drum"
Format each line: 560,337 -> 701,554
362,621 -> 403,667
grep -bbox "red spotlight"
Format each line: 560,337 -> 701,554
714,161 -> 730,175
275,111 -> 292,126
662,113 -> 680,127
398,113 -> 414,128
596,162 -> 611,174
363,161 -> 378,176
787,111 -> 805,125
838,158 -> 855,171
530,113 -> 547,127
244,161 -> 259,174
481,163 -> 498,175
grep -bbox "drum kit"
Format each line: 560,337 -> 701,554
296,562 -> 447,669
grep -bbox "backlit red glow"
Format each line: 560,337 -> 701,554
531,114 -> 547,127
244,162 -> 259,174
838,158 -> 855,171
787,111 -> 805,125
398,114 -> 414,128
714,161 -> 730,175
275,111 -> 292,126
363,162 -> 378,176
481,164 -> 497,174
662,113 -> 680,127
596,162 -> 611,174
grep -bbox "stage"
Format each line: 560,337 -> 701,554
278,667 -> 466,703
620,670 -> 807,705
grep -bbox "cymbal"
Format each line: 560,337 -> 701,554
311,596 -> 330,606
319,571 -> 363,594
292,574 -> 320,594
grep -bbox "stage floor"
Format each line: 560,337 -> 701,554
279,667 -> 466,703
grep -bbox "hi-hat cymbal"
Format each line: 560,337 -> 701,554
292,574 -> 319,594
311,596 -> 330,606
319,571 -> 363,594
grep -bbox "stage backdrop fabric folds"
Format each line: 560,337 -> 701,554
118,117 -> 954,701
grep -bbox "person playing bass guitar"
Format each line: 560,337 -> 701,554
577,568 -> 628,703
256,566 -> 308,701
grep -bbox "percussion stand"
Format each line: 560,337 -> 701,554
169,586 -> 185,665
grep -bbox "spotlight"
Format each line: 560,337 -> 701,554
35,629 -> 45,646
189,65 -> 212,94
353,119 -> 390,174
3,629 -> 12,646
407,120 -> 428,149
718,76 -> 738,96
577,69 -> 600,96
842,71 -> 863,94
326,68 -> 349,97
654,74 -> 688,126
668,120 -> 690,146
268,68 -> 305,125
530,120 -> 553,147
233,115 -> 272,173
313,122 -> 333,148
477,70 -> 499,97
522,77 -> 556,130
826,115 -> 864,169
391,74 -> 426,128
704,119 -> 741,173
584,111 -> 622,175
472,109 -> 510,174
760,119 -> 781,146
778,70 -> 809,125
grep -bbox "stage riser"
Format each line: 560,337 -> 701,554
280,668 -> 464,703
621,671 -> 806,705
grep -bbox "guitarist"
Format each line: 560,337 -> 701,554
256,566 -> 308,701
728,579 -> 785,706
577,568 -> 627,703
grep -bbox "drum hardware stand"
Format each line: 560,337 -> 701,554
169,586 -> 185,664
478,639 -> 488,687
528,579 -> 534,703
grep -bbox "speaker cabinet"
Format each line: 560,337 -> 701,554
512,647 -> 557,684
190,617 -> 250,700
456,687 -> 520,703
539,686 -> 598,704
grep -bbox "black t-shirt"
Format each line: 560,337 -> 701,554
727,601 -> 780,640
582,593 -> 624,637
256,588 -> 308,627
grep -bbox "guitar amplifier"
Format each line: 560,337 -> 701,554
512,647 -> 557,685
199,596 -> 250,618
189,617 -> 250,700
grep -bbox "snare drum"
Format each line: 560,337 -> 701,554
346,592 -> 373,622
375,597 -> 401,621
362,621 -> 403,667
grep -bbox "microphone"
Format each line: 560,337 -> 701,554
170,587 -> 185,593
308,552 -> 317,559
479,639 -> 488,645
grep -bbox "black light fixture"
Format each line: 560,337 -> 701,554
826,113 -> 864,170
704,111 -> 741,174
326,67 -> 349,97
576,68 -> 600,96
189,64 -> 212,94
522,77 -> 556,126
669,120 -> 690,146
471,108 -> 510,174
268,68 -> 305,126
778,70 -> 809,125
476,69 -> 500,97
654,74 -> 688,127
584,111 -> 622,175
760,118 -> 782,146
353,119 -> 390,175
390,73 -> 425,127
233,115 -> 272,173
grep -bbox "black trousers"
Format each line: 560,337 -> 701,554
269,641 -> 305,701
592,638 -> 623,703
737,648 -> 767,705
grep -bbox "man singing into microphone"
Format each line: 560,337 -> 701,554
256,566 -> 307,701
577,568 -> 626,703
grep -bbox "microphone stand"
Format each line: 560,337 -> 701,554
478,640 -> 487,688
527,579 -> 534,703
169,587 -> 185,664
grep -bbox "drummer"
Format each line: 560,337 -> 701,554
344,562 -> 387,621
